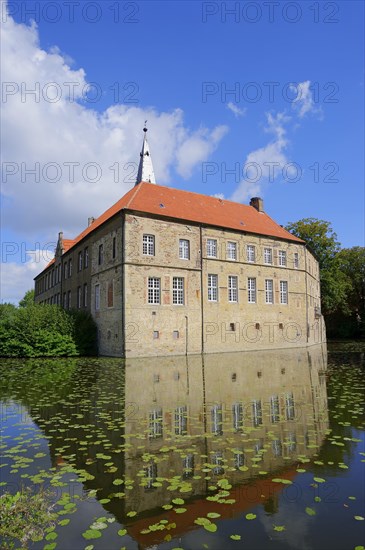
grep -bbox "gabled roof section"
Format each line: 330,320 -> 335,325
125,183 -> 303,242
36,182 -> 303,277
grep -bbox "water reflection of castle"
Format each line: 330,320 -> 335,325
123,346 -> 328,516
33,346 -> 328,548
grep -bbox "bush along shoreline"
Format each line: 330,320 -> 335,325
0,294 -> 97,358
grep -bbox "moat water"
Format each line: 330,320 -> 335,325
1,343 -> 364,549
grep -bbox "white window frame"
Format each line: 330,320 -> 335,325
77,286 -> 82,309
252,399 -> 263,427
95,284 -> 100,311
278,250 -> 287,267
247,277 -> 256,303
227,241 -> 237,261
173,277 -> 184,305
84,247 -> 89,268
207,238 -> 217,258
179,239 -> 190,260
78,251 -> 83,272
264,247 -> 273,265
265,279 -> 274,304
208,274 -> 218,302
247,244 -> 255,263
228,275 -> 238,303
83,283 -> 88,307
143,234 -> 155,256
280,280 -> 288,304
148,277 -> 160,304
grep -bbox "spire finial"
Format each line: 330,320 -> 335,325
135,124 -> 156,186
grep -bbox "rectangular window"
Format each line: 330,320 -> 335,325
208,274 -> 218,302
232,402 -> 243,432
63,292 -> 67,309
294,252 -> 299,269
179,239 -> 190,260
143,234 -> 155,256
107,280 -> 114,308
280,280 -> 288,304
285,392 -> 295,420
68,259 -> 72,277
211,404 -> 223,436
83,283 -> 88,307
84,247 -> 89,268
247,244 -> 255,263
228,275 -> 238,302
77,286 -> 82,309
149,408 -> 163,438
270,395 -> 280,423
67,290 -> 71,309
95,284 -> 100,311
174,406 -> 187,435
265,279 -> 274,304
148,277 -> 160,304
112,236 -> 116,259
272,439 -> 282,457
252,399 -> 263,427
264,247 -> 272,264
227,241 -> 237,260
207,238 -> 217,258
247,277 -> 256,303
78,251 -> 83,271
98,244 -> 104,265
153,330 -> 159,339
278,250 -> 287,267
173,277 -> 184,305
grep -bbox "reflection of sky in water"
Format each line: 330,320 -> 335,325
0,346 -> 364,550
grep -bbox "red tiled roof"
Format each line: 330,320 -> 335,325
37,182 -> 303,276
73,182 -> 303,247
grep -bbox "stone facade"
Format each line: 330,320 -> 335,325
34,201 -> 325,357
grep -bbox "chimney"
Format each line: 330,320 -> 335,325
250,197 -> 264,212
88,217 -> 95,227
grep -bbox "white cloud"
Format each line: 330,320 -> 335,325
1,6 -> 228,240
290,80 -> 322,118
230,111 -> 291,203
227,102 -> 247,118
1,251 -> 50,304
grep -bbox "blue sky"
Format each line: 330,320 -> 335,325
1,0 -> 364,302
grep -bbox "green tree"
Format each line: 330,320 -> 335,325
18,289 -> 35,307
336,247 -> 365,315
285,218 -> 351,315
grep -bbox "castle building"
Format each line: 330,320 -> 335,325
34,128 -> 326,357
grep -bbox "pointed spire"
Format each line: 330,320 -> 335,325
135,122 -> 156,185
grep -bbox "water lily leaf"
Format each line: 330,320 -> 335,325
204,522 -> 217,532
82,529 -> 102,540
127,511 -> 137,517
313,477 -> 325,483
118,529 -> 127,536
230,534 -> 241,540
172,498 -> 184,505
305,507 -> 316,516
246,513 -> 256,520
207,512 -> 221,518
354,516 -> 364,521
273,525 -> 286,532
174,508 -> 187,514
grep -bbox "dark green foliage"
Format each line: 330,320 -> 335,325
68,309 -> 98,356
18,288 -> 35,308
0,292 -> 98,357
286,218 -> 365,338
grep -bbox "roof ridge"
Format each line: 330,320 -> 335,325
125,181 -> 144,209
